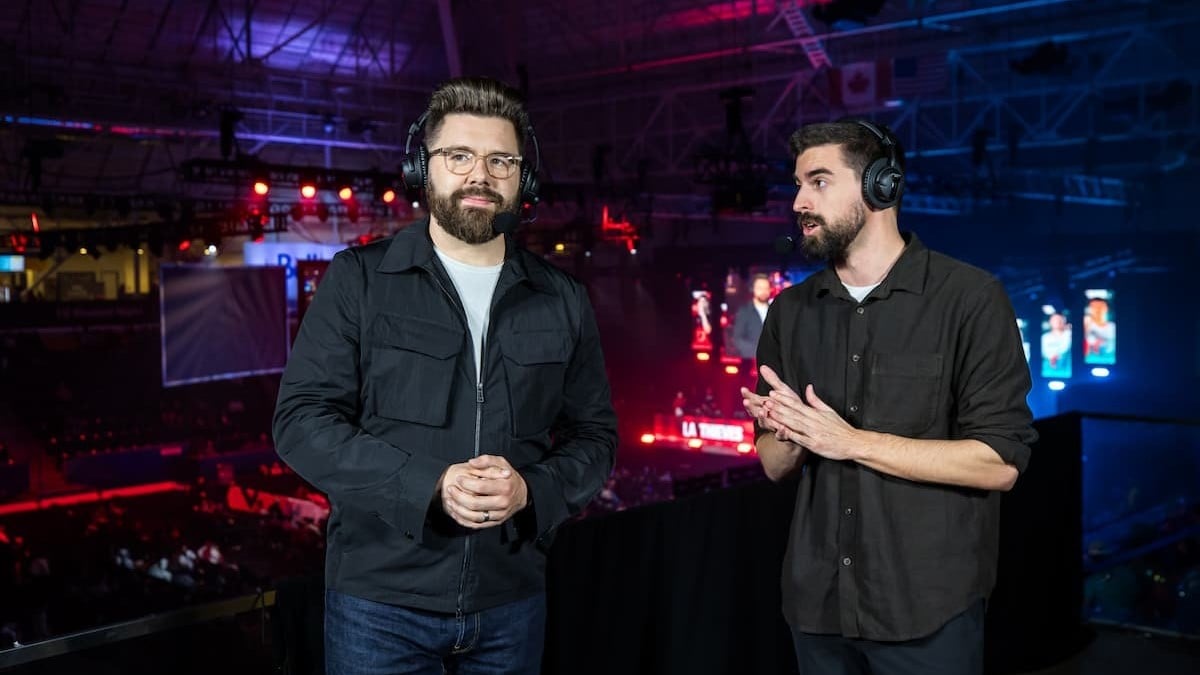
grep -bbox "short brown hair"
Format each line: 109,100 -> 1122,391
424,77 -> 530,148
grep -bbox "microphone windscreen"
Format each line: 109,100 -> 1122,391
493,212 -> 520,235
773,235 -> 796,255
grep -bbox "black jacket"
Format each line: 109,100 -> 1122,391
273,219 -> 618,614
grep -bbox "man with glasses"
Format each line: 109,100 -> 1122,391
274,77 -> 618,674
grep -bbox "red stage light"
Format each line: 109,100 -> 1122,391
381,188 -> 397,204
687,439 -> 704,449
736,442 -> 754,454
300,184 -> 317,199
639,433 -> 655,444
695,352 -> 711,362
724,365 -> 739,375
338,186 -> 353,201
253,181 -> 270,196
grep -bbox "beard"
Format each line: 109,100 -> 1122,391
798,201 -> 868,265
427,181 -> 518,245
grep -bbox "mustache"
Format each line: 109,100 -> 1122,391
797,213 -> 826,228
453,187 -> 502,203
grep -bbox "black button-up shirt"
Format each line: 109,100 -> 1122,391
755,233 -> 1036,641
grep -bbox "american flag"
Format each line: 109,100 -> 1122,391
890,54 -> 949,99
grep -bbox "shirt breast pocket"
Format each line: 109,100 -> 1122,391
499,330 -> 572,438
863,352 -> 943,436
367,315 -> 463,426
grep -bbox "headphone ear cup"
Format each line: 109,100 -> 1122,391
520,164 -> 540,207
401,146 -> 428,194
876,167 -> 903,207
861,157 -> 889,210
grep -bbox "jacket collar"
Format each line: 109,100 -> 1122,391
376,217 -> 549,292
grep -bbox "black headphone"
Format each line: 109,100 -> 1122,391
400,111 -> 541,212
844,119 -> 904,210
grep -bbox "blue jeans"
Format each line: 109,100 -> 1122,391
325,589 -> 546,675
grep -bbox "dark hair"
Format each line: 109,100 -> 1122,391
751,273 -> 771,285
788,120 -> 906,189
424,77 -> 530,148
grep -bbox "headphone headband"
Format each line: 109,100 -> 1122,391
840,118 -> 904,210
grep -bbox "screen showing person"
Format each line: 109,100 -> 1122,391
1083,290 -> 1116,366
1017,318 -> 1030,363
727,273 -> 773,360
1041,307 -> 1072,378
691,289 -> 714,351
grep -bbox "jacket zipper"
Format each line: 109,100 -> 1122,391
430,260 -> 511,620
427,271 -> 476,619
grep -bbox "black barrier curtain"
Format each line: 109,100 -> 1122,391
543,481 -> 801,675
269,415 -> 1084,675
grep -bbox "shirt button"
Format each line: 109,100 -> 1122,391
842,556 -> 853,567
849,404 -> 859,413
851,354 -> 861,363
844,507 -> 853,516
856,307 -> 865,315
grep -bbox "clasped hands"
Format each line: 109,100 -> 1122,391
740,365 -> 863,462
438,455 -> 529,529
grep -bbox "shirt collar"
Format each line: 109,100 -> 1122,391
815,232 -> 928,298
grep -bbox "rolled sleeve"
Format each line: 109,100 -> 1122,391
953,280 -> 1037,473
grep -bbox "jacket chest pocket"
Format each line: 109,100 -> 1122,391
499,330 -> 571,437
366,315 -> 463,427
862,353 -> 943,435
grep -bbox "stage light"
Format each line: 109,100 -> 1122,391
253,181 -> 270,196
338,186 -> 353,201
177,240 -> 191,252
136,248 -> 144,255
724,365 -> 739,375
78,247 -> 88,255
411,200 -> 420,209
554,243 -> 565,253
687,439 -> 704,449
1048,381 -> 1066,391
381,188 -> 397,204
639,433 -> 655,444
300,183 -> 317,199
1091,367 -> 1110,378
695,352 -> 711,362
736,443 -> 753,454
205,244 -> 218,256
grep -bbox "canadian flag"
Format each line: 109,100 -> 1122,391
830,60 -> 893,108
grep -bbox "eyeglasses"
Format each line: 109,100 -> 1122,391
428,147 -> 523,179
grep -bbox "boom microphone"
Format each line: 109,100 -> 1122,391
773,234 -> 797,254
493,211 -> 520,235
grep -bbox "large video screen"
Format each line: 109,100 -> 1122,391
690,289 -> 715,354
1083,289 -> 1116,366
160,265 -> 289,387
719,266 -> 818,362
1040,306 -> 1073,379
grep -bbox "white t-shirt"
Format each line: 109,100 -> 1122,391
434,249 -> 503,383
843,282 -> 881,303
